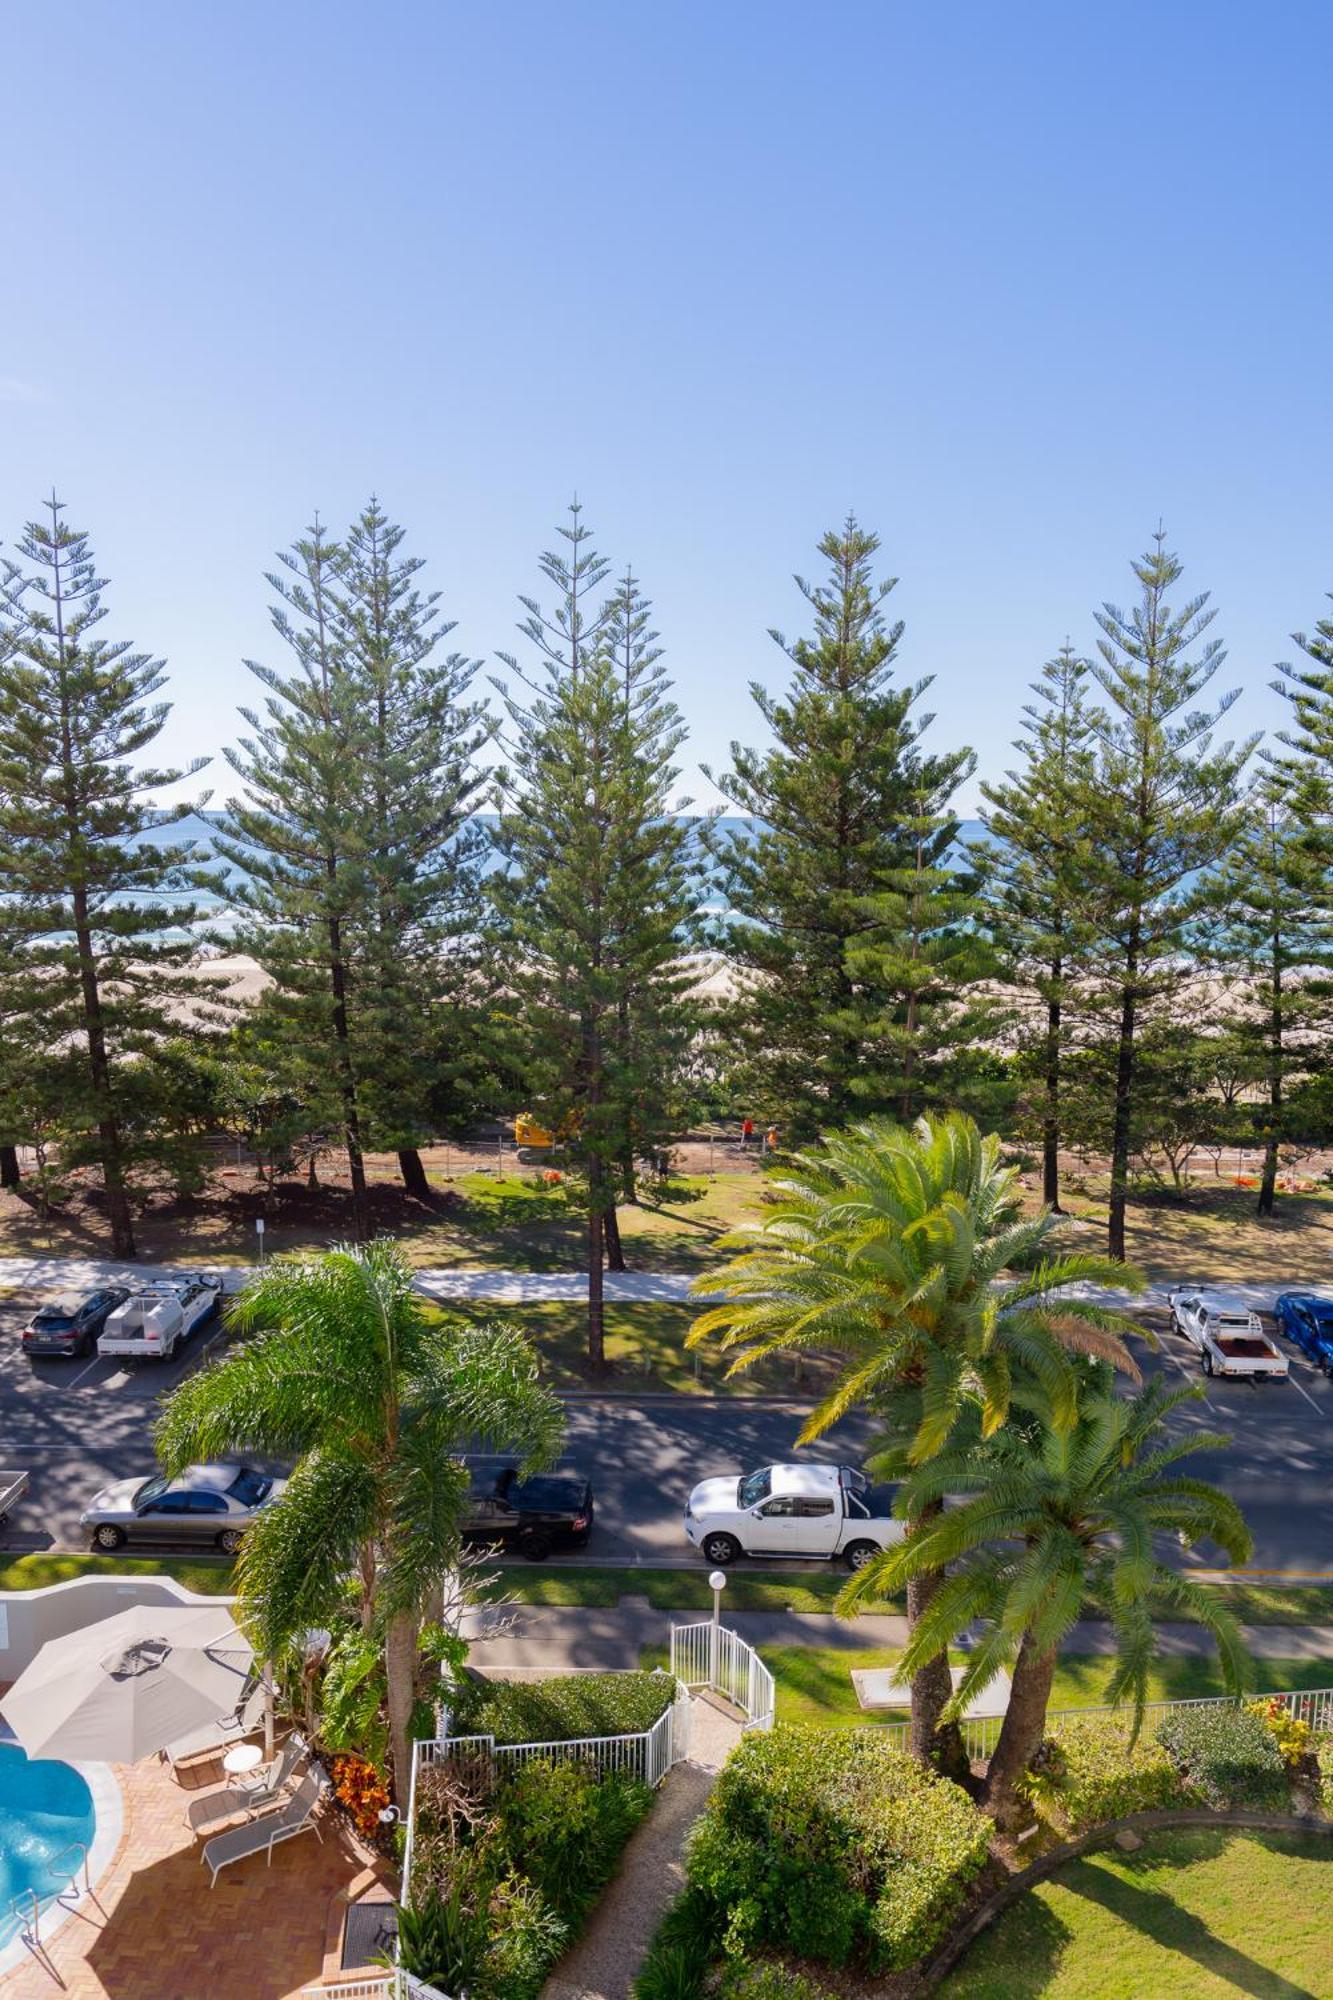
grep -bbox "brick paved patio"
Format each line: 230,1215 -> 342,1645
0,1746 -> 389,2000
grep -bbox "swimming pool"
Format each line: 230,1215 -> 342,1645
0,1742 -> 98,1948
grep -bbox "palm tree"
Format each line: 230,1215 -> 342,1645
688,1113 -> 1144,1764
156,1243 -> 563,1799
843,1368 -> 1252,1830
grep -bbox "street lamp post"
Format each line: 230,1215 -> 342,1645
255,1216 -> 266,1267
709,1567 -> 727,1692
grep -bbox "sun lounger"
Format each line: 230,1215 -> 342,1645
202,1768 -> 327,1886
184,1733 -> 308,1838
163,1677 -> 267,1774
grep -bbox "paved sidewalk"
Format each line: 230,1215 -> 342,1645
0,1253 -> 1297,1311
540,1694 -> 742,2000
463,1599 -> 1333,1673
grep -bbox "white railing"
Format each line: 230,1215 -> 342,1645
303,1975 -> 452,1999
670,1620 -> 776,1730
855,1684 -> 1333,1764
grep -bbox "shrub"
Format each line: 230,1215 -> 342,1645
454,1669 -> 675,1746
725,1968 -> 838,1999
1032,1716 -> 1187,1828
1157,1703 -> 1289,1811
329,1752 -> 391,1839
399,1848 -> 566,2000
684,1727 -> 990,1974
1316,1737 -> 1333,1814
634,1888 -> 723,2000
1247,1698 -> 1312,1769
495,1757 -> 654,1922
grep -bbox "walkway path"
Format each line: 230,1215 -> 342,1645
539,1694 -> 742,2000
0,1252 -> 1286,1311
464,1598 -> 1333,1673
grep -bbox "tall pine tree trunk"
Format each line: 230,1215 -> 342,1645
73,894 -> 136,1260
982,1631 -> 1058,1831
1107,948 -> 1139,1263
0,1145 -> 20,1189
1042,950 -> 1063,1212
1258,957 -> 1282,1218
327,907 -> 368,1241
398,1147 -> 431,1201
587,1152 -> 607,1372
604,1203 -> 626,1271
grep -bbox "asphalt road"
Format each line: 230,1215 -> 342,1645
3,1294 -> 1333,1577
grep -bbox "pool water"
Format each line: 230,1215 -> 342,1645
0,1743 -> 97,1944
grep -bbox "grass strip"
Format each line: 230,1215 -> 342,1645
0,1552 -> 236,1595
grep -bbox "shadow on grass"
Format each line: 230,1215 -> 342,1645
1057,1839 -> 1323,2000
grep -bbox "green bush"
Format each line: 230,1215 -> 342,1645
1035,1716 -> 1188,1828
1157,1703 -> 1290,1811
398,1850 -> 565,2000
1316,1737 -> 1333,1814
684,1727 -> 990,1974
633,1888 -> 723,2000
495,1757 -> 653,1922
454,1669 -> 675,1745
725,1966 -> 839,1998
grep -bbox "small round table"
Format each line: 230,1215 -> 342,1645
222,1742 -> 264,1782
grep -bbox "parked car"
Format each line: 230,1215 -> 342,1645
96,1276 -> 222,1361
1274,1293 -> 1333,1373
683,1462 -> 906,1570
461,1458 -> 595,1562
80,1462 -> 286,1553
20,1286 -> 130,1358
1167,1287 -> 1289,1379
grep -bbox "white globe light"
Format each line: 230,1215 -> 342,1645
709,1569 -> 728,1592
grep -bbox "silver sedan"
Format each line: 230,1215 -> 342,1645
80,1462 -> 286,1554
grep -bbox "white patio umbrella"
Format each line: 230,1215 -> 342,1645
0,1603 -> 254,1763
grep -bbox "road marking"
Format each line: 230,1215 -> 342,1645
1287,1372 -> 1324,1416
66,1354 -> 105,1390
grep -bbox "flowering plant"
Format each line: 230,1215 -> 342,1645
331,1751 -> 392,1839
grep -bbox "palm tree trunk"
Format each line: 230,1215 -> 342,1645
907,1500 -> 969,1781
981,1630 -> 1058,1831
384,1609 -> 419,1807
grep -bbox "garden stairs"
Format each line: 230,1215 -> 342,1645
539,1692 -> 744,2000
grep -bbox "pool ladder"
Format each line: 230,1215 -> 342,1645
4,1841 -> 94,1959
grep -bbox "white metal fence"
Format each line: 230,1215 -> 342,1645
855,1684 -> 1333,1764
669,1619 -> 776,1730
302,1973 -> 452,1999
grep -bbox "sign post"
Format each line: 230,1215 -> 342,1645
255,1216 -> 266,1267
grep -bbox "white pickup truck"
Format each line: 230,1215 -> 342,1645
1167,1287 -> 1289,1381
97,1277 -> 223,1361
683,1462 -> 906,1571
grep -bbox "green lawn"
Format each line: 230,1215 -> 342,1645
489,1564 -> 903,1614
664,1645 -> 1333,1728
942,1828 -> 1333,1998
0,1552 -> 236,1595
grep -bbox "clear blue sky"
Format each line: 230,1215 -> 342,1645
4,1 -> 1330,809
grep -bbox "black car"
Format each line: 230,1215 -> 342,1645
21,1287 -> 131,1359
461,1458 -> 595,1562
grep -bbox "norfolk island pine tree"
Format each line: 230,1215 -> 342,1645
0,496 -> 224,1257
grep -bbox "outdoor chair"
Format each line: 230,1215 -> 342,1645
202,1767 -> 328,1887
183,1732 -> 309,1839
162,1675 -> 267,1776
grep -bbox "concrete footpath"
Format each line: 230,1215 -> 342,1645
0,1253 -> 1295,1312
463,1599 -> 1333,1673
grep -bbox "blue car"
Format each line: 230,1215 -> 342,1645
1274,1293 -> 1333,1373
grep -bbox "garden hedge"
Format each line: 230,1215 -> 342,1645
452,1669 -> 675,1746
1156,1704 -> 1289,1812
683,1726 -> 991,1974
1036,1715 -> 1188,1828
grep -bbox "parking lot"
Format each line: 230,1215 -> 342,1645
3,1291 -> 1333,1576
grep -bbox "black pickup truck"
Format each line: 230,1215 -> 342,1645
461,1458 -> 595,1562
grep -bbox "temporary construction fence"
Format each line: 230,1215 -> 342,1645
670,1618 -> 776,1730
856,1682 -> 1333,1764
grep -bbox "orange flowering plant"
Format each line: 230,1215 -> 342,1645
331,1752 -> 392,1840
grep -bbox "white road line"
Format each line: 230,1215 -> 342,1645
1287,1372 -> 1324,1416
1160,1335 -> 1217,1412
65,1354 -> 104,1390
